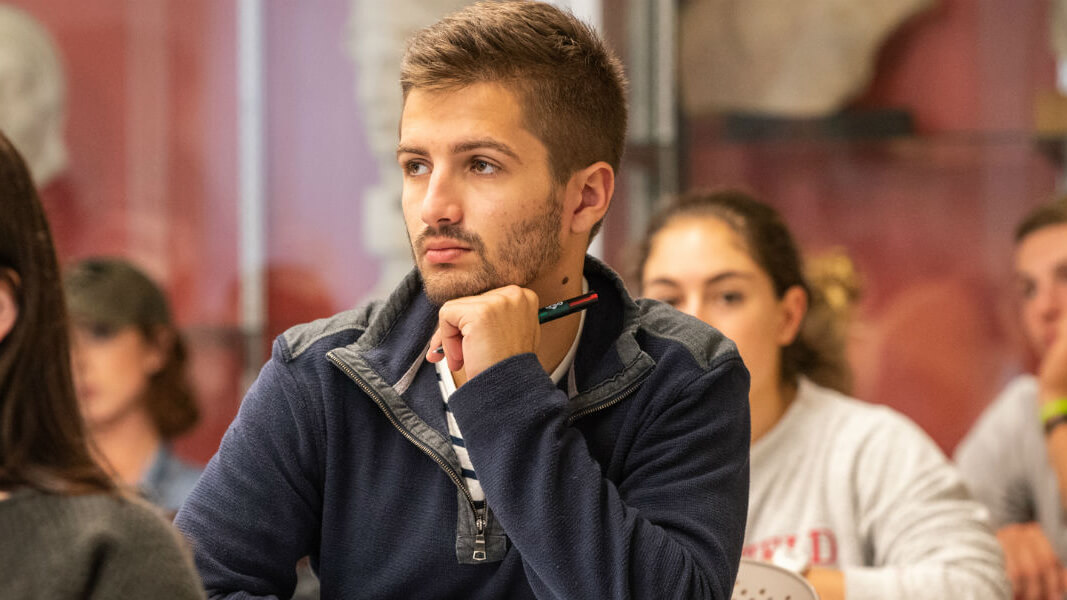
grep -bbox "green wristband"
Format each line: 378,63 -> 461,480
1040,398 -> 1067,425
1046,414 -> 1067,435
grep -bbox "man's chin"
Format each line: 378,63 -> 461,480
421,270 -> 495,305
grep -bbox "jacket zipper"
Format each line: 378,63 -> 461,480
473,511 -> 487,561
327,351 -> 488,561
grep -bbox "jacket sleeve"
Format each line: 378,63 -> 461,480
174,350 -> 325,600
447,352 -> 751,600
844,411 -> 1011,599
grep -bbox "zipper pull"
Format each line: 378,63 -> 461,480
472,513 -> 487,561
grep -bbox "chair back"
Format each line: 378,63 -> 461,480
732,557 -> 819,600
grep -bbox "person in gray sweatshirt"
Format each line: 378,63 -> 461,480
638,188 -> 1009,599
956,196 -> 1067,600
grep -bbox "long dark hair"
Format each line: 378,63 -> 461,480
0,131 -> 114,494
636,188 -> 853,394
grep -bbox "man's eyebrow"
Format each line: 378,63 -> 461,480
452,139 -> 521,162
396,144 -> 427,157
396,139 -> 523,162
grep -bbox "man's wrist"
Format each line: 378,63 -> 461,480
1040,397 -> 1067,434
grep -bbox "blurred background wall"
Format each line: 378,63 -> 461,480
1,0 -> 1064,460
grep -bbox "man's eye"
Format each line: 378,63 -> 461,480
404,161 -> 429,176
471,159 -> 497,175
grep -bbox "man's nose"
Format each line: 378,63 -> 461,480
421,169 -> 462,227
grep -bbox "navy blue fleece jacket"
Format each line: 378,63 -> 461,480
175,257 -> 750,599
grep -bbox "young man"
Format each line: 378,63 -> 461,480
956,196 -> 1067,600
175,2 -> 751,598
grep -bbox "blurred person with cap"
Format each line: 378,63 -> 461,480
64,257 -> 202,516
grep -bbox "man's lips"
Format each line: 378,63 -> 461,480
422,239 -> 472,264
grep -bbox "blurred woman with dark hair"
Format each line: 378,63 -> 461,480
637,188 -> 1009,599
0,131 -> 203,598
64,257 -> 202,514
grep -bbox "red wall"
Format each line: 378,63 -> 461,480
10,0 -> 379,464
13,0 -> 1062,460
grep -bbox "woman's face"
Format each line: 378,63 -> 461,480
642,216 -> 800,398
70,324 -> 165,432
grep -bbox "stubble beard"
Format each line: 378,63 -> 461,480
413,191 -> 563,305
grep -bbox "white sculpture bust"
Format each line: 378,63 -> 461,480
679,0 -> 935,118
0,4 -> 67,187
346,0 -> 471,298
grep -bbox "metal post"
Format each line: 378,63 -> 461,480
237,0 -> 267,389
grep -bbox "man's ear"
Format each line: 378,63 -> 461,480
776,285 -> 808,347
0,271 -> 20,344
567,161 -> 614,236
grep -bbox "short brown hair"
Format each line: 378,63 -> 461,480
1015,195 -> 1067,244
401,1 -> 628,190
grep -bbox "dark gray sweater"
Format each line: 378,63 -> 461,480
0,488 -> 204,599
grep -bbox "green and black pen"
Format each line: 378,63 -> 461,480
535,291 -> 599,323
433,291 -> 598,354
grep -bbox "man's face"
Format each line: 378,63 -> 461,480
398,82 -> 564,305
1014,223 -> 1067,358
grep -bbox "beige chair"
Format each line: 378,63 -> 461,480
732,557 -> 819,600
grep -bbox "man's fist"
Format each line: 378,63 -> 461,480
427,285 -> 540,380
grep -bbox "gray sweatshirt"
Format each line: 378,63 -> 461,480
955,375 -> 1067,560
745,378 -> 1009,599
